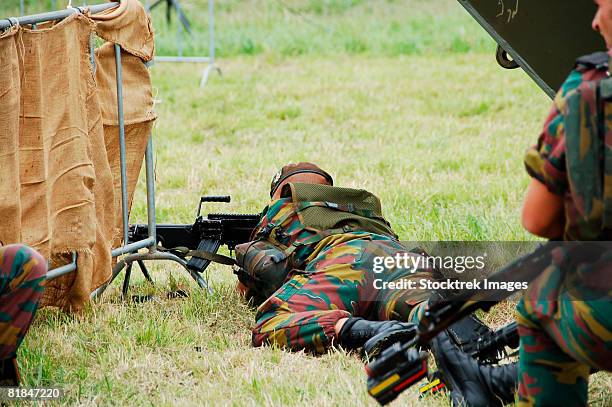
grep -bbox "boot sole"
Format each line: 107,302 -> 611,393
361,328 -> 417,360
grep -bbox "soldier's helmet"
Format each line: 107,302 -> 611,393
270,162 -> 333,198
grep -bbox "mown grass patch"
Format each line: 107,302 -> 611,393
3,0 -> 610,405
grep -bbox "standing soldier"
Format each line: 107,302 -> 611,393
0,244 -> 47,386
431,1 -> 612,406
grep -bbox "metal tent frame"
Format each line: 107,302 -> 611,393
2,2 -> 209,299
146,0 -> 221,87
22,1 -> 219,86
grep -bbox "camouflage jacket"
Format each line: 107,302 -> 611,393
524,51 -> 612,241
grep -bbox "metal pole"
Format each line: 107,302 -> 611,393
122,263 -> 133,298
20,0 -> 24,16
91,251 -> 212,299
199,0 -> 217,87
111,237 -> 156,257
145,135 -> 157,252
89,33 -> 96,74
0,2 -> 118,29
177,15 -> 183,57
114,44 -> 130,248
46,252 -> 77,280
208,0 -> 215,65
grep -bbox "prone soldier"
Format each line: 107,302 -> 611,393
235,162 -> 489,356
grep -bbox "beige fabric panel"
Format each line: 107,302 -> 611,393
0,15 -> 117,311
0,3 -> 156,310
104,121 -> 155,246
85,57 -> 117,294
0,28 -> 22,245
23,17 -> 97,256
90,0 -> 155,62
95,44 -> 157,125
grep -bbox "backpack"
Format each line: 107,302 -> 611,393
234,183 -> 397,305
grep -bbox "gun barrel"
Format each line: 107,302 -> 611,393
201,196 -> 231,203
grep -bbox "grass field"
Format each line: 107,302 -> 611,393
4,0 -> 611,405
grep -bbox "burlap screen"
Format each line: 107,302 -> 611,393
0,15 -> 114,310
95,44 -> 156,246
92,0 -> 157,246
0,0 -> 156,311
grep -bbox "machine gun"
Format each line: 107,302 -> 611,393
365,241 -> 559,405
129,195 -> 260,273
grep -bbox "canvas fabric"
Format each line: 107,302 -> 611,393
0,27 -> 21,245
0,15 -> 115,311
89,0 -> 155,62
0,1 -> 156,310
95,41 -> 156,243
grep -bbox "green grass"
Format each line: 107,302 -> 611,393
150,0 -> 495,58
3,0 -> 610,405
4,0 -> 494,57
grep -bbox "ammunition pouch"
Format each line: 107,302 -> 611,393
234,239 -> 293,304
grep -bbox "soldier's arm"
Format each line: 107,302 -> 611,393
521,178 -> 564,239
520,72 -> 582,239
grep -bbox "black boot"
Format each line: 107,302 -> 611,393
362,302 -> 492,360
431,330 -> 517,407
339,317 -> 417,356
0,358 -> 20,387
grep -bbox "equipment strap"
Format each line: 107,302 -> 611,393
599,77 -> 612,228
160,246 -> 236,266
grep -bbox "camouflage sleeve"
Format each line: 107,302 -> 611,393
524,70 -> 584,195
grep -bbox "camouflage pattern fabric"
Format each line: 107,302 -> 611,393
250,198 -> 433,354
523,53 -> 610,241
0,245 -> 46,360
518,56 -> 612,406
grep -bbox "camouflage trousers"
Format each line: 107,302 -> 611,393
0,245 -> 46,360
252,234 -> 433,354
516,253 -> 612,406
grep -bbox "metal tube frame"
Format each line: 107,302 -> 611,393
148,0 -> 221,87
4,3 -> 210,296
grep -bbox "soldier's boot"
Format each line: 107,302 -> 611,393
0,358 -> 20,387
362,312 -> 492,360
431,330 -> 517,407
339,317 -> 417,355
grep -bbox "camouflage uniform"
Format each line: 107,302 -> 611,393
0,244 -> 46,360
251,198 -> 433,354
517,53 -> 612,406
